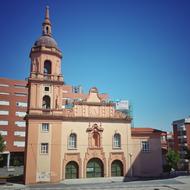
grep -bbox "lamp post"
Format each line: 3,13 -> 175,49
129,153 -> 133,177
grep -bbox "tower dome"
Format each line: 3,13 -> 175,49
33,6 -> 59,49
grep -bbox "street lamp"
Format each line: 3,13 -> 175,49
129,153 -> 133,177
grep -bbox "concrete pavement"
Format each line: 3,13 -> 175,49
0,176 -> 190,190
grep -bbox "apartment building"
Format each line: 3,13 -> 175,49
173,117 -> 190,170
0,77 -> 27,167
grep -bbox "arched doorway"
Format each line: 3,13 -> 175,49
111,160 -> 123,176
86,158 -> 104,178
65,161 -> 79,179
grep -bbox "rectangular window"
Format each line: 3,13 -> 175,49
15,93 -> 27,97
41,143 -> 48,154
0,120 -> 8,125
41,123 -> 49,132
0,92 -> 10,95
0,84 -> 9,87
14,131 -> 26,137
16,102 -> 27,107
44,87 -> 49,91
0,110 -> 9,115
142,141 -> 150,152
14,84 -> 26,89
0,100 -> 10,106
13,141 -> 25,147
15,121 -> 26,127
15,111 -> 26,117
0,130 -> 8,136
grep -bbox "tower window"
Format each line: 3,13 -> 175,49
44,87 -> 49,91
44,60 -> 52,74
46,26 -> 49,34
42,95 -> 50,109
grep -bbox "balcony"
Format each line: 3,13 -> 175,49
30,72 -> 63,82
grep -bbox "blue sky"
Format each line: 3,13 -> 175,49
0,0 -> 190,131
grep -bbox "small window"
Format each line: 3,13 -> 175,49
68,133 -> 77,149
44,87 -> 49,91
13,141 -> 25,147
15,93 -> 27,97
42,95 -> 50,109
0,120 -> 8,125
15,111 -> 26,117
44,60 -> 51,74
113,133 -> 121,148
14,84 -> 26,89
0,92 -> 10,95
41,123 -> 49,132
0,84 -> 9,87
15,121 -> 26,127
16,102 -> 27,107
0,110 -> 9,115
41,143 -> 48,154
142,141 -> 150,152
0,130 -> 8,136
0,100 -> 10,106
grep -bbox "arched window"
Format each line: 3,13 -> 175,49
92,132 -> 100,147
44,60 -> 51,74
68,133 -> 77,149
113,133 -> 121,148
42,95 -> 50,109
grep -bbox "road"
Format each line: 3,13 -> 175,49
1,176 -> 190,190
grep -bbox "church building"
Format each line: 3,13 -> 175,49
24,7 -> 163,184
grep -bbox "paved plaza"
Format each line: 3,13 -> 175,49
0,176 -> 190,190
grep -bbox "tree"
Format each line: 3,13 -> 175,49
0,134 -> 5,163
0,134 -> 5,153
166,150 -> 180,172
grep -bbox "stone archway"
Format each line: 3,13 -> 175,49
86,158 -> 104,178
111,160 -> 123,176
65,161 -> 79,179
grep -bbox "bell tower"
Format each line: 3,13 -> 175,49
29,6 -> 63,112
25,6 -> 63,184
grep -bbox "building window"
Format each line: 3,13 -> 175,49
15,121 -> 26,127
42,95 -> 50,109
15,93 -> 27,97
13,141 -> 25,147
16,102 -> 27,107
0,130 -> 8,136
142,141 -> 150,152
0,92 -> 9,95
44,86 -> 49,91
68,133 -> 77,149
0,110 -> 9,115
0,84 -> 9,87
14,84 -> 26,89
14,131 -> 25,137
41,143 -> 48,154
15,111 -> 26,117
0,100 -> 10,106
41,123 -> 49,132
113,133 -> 121,148
44,60 -> 52,74
0,120 -> 8,125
